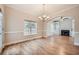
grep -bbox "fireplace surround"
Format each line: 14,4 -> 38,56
61,30 -> 70,36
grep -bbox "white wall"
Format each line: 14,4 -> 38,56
60,17 -> 73,36
60,18 -> 72,30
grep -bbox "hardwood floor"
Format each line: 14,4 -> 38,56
2,36 -> 79,55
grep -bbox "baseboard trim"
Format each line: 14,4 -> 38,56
5,31 -> 23,34
4,36 -> 42,47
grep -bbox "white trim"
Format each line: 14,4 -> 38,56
70,18 -> 75,37
0,12 -> 3,48
4,36 -> 42,46
74,32 -> 79,46
74,42 -> 79,46
74,32 -> 79,36
75,32 -> 79,34
5,31 -> 24,34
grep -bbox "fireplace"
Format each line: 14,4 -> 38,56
61,30 -> 70,36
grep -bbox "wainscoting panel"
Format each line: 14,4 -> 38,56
74,32 -> 79,45
4,31 -> 42,46
4,32 -> 23,45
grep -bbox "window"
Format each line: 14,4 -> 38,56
24,20 -> 37,35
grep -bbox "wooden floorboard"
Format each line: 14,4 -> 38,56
2,36 -> 79,55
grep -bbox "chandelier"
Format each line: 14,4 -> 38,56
38,4 -> 50,21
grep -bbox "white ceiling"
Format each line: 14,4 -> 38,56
5,4 -> 79,17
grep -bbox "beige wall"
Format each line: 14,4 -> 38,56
4,6 -> 43,45
3,5 -> 79,45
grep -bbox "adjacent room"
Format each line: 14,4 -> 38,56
0,4 -> 79,55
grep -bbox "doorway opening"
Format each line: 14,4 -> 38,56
46,16 -> 75,37
0,11 -> 3,48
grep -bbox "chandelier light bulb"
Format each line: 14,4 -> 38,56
38,16 -> 42,19
46,16 -> 50,19
42,15 -> 46,18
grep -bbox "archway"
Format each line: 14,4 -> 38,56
46,16 -> 75,37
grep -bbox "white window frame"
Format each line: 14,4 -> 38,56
24,20 -> 37,36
